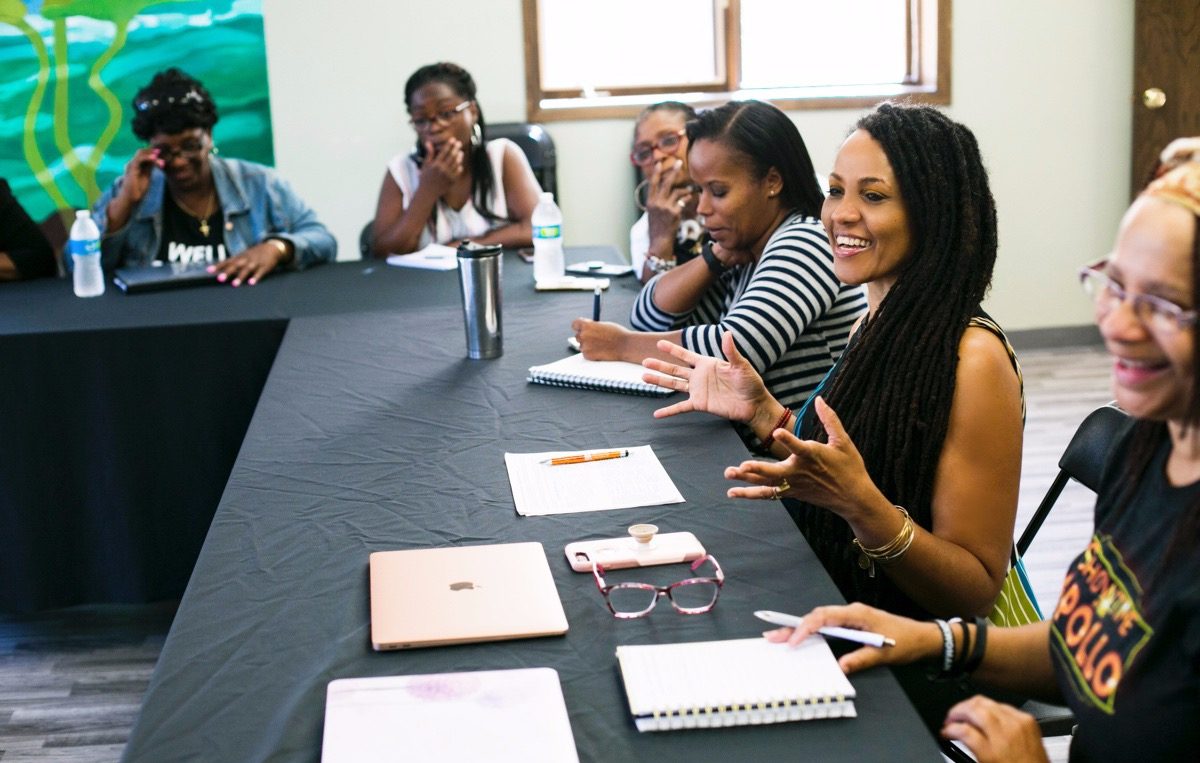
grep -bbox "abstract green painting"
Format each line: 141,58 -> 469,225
0,0 -> 272,224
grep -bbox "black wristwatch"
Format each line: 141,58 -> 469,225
701,243 -> 727,276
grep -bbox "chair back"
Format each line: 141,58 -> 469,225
1017,403 -> 1131,556
488,122 -> 557,200
1058,404 -> 1131,491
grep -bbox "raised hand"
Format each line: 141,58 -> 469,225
725,396 -> 880,516
642,332 -> 771,423
645,158 -> 694,243
119,147 -> 164,205
420,138 -> 465,196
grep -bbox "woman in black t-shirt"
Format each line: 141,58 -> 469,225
761,144 -> 1200,762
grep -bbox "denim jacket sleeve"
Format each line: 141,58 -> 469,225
256,171 -> 337,269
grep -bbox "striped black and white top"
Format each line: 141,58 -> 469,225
630,213 -> 867,412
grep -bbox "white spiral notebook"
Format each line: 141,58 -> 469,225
615,637 -> 857,732
527,353 -> 673,397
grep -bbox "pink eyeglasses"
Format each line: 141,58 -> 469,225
588,553 -> 724,619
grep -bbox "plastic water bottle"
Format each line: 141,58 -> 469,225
70,210 -> 104,297
531,191 -> 564,284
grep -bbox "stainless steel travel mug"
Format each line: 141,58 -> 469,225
456,242 -> 503,359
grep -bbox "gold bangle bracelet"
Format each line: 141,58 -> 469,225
852,505 -> 915,578
265,238 -> 290,260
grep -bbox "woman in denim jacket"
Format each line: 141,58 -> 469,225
93,68 -> 335,287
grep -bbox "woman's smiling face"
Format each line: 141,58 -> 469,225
1099,197 -> 1195,424
822,129 -> 913,296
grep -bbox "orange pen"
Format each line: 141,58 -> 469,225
545,449 -> 630,466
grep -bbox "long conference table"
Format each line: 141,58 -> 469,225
2,253 -> 940,760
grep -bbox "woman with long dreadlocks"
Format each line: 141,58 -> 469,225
765,141 -> 1200,763
643,101 -> 1023,729
645,102 -> 1022,622
369,62 -> 542,255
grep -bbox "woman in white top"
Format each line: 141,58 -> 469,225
629,101 -> 704,283
370,62 -> 542,256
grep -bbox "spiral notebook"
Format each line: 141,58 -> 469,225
615,637 -> 856,732
527,354 -> 673,397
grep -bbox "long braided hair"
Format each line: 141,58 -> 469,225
404,62 -> 508,223
789,102 -> 999,617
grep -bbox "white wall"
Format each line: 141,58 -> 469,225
264,0 -> 1132,331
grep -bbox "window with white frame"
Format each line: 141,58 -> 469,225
523,0 -> 949,121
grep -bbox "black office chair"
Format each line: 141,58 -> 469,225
1017,403 -> 1131,557
1014,402 -> 1132,739
359,220 -> 375,259
488,122 -> 557,200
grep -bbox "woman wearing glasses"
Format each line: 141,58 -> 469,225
369,62 -> 542,256
628,102 -> 703,283
575,100 -> 866,427
770,146 -> 1200,763
94,68 -> 336,286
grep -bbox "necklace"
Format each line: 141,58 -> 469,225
175,191 -> 217,237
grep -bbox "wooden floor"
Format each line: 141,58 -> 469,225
0,345 -> 1112,762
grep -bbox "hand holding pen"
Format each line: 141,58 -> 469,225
758,603 -> 940,675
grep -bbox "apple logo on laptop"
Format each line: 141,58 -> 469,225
449,581 -> 478,591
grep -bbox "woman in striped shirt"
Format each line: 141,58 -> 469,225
572,100 -> 866,418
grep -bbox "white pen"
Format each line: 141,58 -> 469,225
754,609 -> 896,648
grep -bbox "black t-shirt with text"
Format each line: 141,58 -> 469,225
1051,429 -> 1200,762
157,192 -> 227,265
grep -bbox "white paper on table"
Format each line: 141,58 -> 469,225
385,243 -> 458,271
321,668 -> 579,763
504,445 -> 685,516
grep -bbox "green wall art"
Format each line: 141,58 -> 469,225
0,0 -> 272,224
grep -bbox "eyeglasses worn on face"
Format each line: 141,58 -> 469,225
1079,259 -> 1197,333
151,140 -> 207,162
409,100 -> 472,131
631,129 -> 686,166
590,553 -> 724,618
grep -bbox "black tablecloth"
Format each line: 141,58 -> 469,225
0,249 -> 616,612
121,297 -> 940,761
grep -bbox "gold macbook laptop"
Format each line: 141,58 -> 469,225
369,542 -> 569,651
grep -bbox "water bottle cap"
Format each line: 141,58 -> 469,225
75,209 -> 91,219
540,192 -> 554,203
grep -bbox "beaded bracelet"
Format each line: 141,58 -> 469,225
759,408 -> 793,450
851,506 -> 915,578
934,619 -> 954,674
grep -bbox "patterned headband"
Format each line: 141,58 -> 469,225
1144,140 -> 1200,217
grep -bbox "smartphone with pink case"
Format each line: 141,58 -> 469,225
565,532 -> 705,572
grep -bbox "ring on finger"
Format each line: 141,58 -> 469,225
677,198 -> 687,208
772,478 -> 791,500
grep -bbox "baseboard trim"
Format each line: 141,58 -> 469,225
1006,324 -> 1103,351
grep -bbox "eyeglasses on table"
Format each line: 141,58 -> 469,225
587,552 -> 724,619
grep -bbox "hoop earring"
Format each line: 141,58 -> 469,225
471,122 -> 483,148
634,178 -> 649,212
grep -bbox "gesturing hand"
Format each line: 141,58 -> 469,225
940,696 -> 1049,763
725,396 -> 880,516
642,332 -> 770,424
420,138 -> 465,196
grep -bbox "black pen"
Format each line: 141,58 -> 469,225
592,285 -> 602,321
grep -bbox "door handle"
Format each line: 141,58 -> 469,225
1143,87 -> 1167,110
